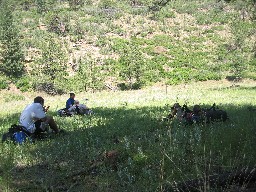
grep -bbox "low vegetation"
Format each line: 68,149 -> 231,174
0,0 -> 255,191
0,0 -> 255,93
0,80 -> 255,191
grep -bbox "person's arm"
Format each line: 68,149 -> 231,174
68,105 -> 75,112
33,104 -> 46,121
43,106 -> 50,112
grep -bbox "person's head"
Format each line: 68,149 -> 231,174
74,100 -> 79,105
193,105 -> 201,114
170,103 -> 181,116
34,96 -> 44,106
70,92 -> 75,99
172,103 -> 181,109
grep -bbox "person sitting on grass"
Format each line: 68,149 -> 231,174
19,96 -> 62,137
57,92 -> 76,116
68,100 -> 93,115
66,92 -> 76,110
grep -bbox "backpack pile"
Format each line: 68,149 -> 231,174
2,124 -> 32,144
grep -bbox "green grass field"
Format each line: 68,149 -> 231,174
0,79 -> 256,191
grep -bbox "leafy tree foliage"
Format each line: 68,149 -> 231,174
0,0 -> 24,78
77,55 -> 105,92
45,12 -> 70,36
38,37 -> 68,80
117,39 -> 146,89
224,0 -> 256,77
33,35 -> 68,94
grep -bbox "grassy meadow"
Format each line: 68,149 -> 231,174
0,79 -> 255,191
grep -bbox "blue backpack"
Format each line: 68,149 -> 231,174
2,124 -> 32,144
13,131 -> 30,144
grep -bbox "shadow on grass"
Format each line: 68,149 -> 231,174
1,103 -> 256,191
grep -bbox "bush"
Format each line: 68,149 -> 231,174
44,12 -> 70,36
0,76 -> 8,90
34,82 -> 65,95
33,35 -> 68,83
98,0 -> 118,9
151,6 -> 175,21
15,76 -> 32,92
68,0 -> 85,10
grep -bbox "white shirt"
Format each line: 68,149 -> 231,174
19,103 -> 46,133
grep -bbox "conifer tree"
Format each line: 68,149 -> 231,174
0,0 -> 24,78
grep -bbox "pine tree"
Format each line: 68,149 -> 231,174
0,0 -> 24,78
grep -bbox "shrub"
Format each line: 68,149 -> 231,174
99,0 -> 118,9
151,6 -> 175,21
15,76 -> 32,92
0,76 -> 8,90
69,19 -> 85,41
34,35 -> 68,82
68,0 -> 85,10
44,12 -> 70,36
76,56 -> 106,92
36,0 -> 47,14
34,82 -> 65,95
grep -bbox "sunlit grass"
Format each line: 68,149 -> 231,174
0,80 -> 255,191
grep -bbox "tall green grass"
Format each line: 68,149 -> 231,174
0,80 -> 255,191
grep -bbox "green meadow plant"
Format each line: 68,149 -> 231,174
0,75 -> 9,90
0,80 -> 255,191
0,0 -> 256,189
3,93 -> 25,102
2,0 -> 254,92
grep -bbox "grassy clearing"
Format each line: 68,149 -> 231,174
0,80 -> 256,191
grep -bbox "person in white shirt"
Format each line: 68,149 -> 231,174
68,100 -> 92,115
19,96 -> 60,135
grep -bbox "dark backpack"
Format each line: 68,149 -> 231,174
2,124 -> 32,144
204,103 -> 228,123
182,103 -> 228,124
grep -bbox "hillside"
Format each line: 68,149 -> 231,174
0,0 -> 255,94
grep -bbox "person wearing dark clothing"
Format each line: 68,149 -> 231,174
66,92 -> 75,109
